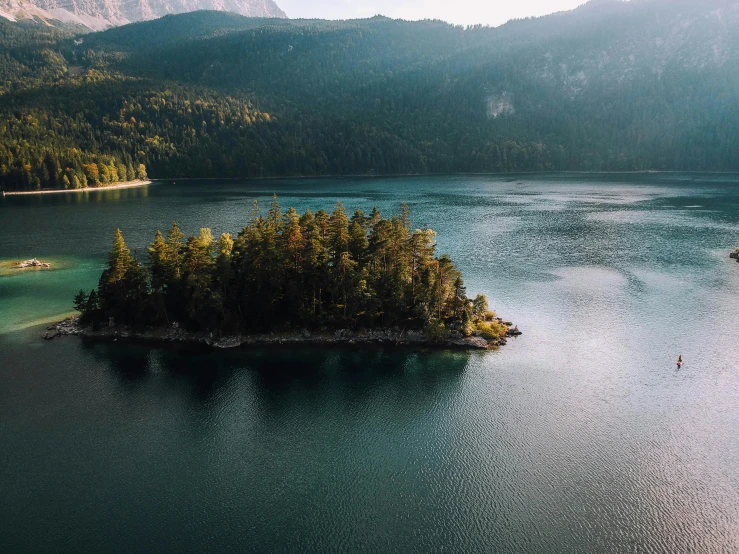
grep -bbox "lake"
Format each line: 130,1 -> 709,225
1,175 -> 738,552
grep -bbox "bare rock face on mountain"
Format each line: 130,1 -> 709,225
0,0 -> 59,24
0,0 -> 286,29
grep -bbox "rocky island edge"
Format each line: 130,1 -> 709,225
44,317 -> 521,350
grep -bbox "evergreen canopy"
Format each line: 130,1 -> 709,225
75,199 -> 502,339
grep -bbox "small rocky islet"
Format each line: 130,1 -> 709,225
14,258 -> 51,269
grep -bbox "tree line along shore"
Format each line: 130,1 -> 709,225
69,198 -> 513,348
5,2 -> 739,193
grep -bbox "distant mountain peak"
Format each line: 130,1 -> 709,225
0,0 -> 286,30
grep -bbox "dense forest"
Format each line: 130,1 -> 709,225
2,0 -> 739,190
74,199 -> 505,339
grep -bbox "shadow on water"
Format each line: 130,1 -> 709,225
79,339 -> 473,408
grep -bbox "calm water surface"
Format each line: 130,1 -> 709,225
1,175 -> 738,552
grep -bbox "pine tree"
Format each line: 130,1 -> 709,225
330,202 -> 349,256
369,207 -> 381,227
216,232 -> 234,310
182,229 -> 217,328
122,256 -> 150,324
266,194 -> 282,233
452,276 -> 467,319
284,207 -> 303,274
105,228 -> 133,284
86,289 -> 98,313
348,214 -> 369,265
400,202 -> 411,231
408,228 -> 436,305
148,230 -> 168,292
98,229 -> 134,325
165,222 -> 185,280
73,290 -> 88,313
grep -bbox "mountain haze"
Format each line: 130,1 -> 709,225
1,0 -> 738,191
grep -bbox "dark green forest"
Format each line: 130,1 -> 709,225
2,0 -> 739,190
76,198 -> 504,339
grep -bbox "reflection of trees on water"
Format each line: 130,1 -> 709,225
81,340 -> 474,414
80,340 -> 231,404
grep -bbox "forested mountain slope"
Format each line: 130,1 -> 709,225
2,0 -> 739,191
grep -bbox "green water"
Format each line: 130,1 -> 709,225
1,175 -> 738,552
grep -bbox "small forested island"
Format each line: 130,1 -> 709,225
61,198 -> 516,349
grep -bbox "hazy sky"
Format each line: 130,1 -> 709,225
278,0 -> 591,27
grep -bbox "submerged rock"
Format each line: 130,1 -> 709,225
43,317 -> 79,340
213,336 -> 242,349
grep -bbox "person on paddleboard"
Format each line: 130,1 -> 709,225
677,355 -> 683,367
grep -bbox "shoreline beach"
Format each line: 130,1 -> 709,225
2,180 -> 152,197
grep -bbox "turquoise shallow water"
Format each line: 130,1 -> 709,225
1,175 -> 738,552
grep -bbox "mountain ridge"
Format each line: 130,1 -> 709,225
0,0 -> 285,30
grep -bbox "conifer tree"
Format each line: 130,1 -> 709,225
329,202 -> 349,257
105,228 -> 133,284
182,229 -> 217,328
148,230 -> 170,322
73,290 -> 88,313
452,276 -> 467,319
349,210 -> 369,264
216,233 -> 234,313
86,290 -> 98,314
122,255 -> 151,324
165,222 -> 185,281
98,229 -> 134,324
369,207 -> 381,227
284,207 -> 303,274
148,230 -> 168,292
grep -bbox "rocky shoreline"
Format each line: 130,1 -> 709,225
43,317 -> 520,350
